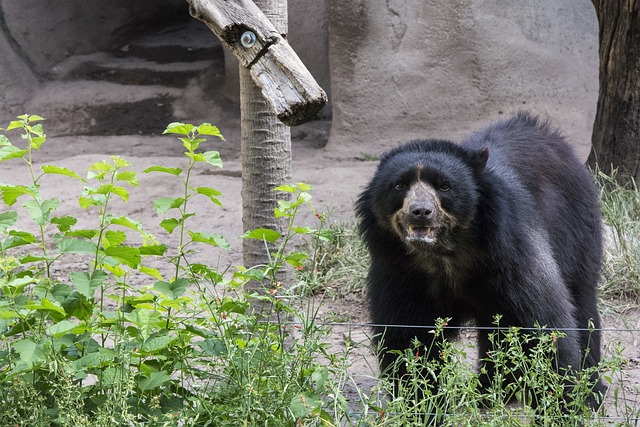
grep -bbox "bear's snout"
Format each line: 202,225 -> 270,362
404,182 -> 438,225
408,201 -> 434,221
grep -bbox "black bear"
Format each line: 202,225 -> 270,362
356,112 -> 604,410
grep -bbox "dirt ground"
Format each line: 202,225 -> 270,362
1,116 -> 639,420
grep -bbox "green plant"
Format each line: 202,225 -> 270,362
366,319 -> 624,427
0,115 -> 352,426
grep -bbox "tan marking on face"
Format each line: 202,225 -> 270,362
402,181 -> 439,214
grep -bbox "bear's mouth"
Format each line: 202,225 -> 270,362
406,225 -> 437,243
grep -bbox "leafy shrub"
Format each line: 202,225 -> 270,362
0,115 -> 347,426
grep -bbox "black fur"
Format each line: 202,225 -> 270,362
356,112 -> 604,408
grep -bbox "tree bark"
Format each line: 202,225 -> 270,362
240,0 -> 292,289
588,0 -> 640,184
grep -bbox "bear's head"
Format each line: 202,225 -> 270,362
368,140 -> 488,252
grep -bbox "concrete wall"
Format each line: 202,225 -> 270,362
0,0 -> 598,159
326,0 -> 599,159
0,0 -> 185,75
0,29 -> 37,119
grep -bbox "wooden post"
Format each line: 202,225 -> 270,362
186,0 -> 327,126
186,0 -> 326,288
239,0 -> 291,288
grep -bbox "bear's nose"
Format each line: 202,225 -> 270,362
409,203 -> 433,220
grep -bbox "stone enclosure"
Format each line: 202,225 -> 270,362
0,0 -> 597,158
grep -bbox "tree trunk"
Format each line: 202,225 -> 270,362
240,0 -> 292,289
587,0 -> 640,184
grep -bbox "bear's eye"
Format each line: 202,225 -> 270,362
439,182 -> 451,192
394,183 -> 407,191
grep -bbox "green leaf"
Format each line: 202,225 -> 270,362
61,291 -> 93,321
58,237 -> 97,254
187,231 -> 231,249
23,198 -> 60,226
153,278 -> 189,298
141,336 -> 175,353
153,197 -> 184,214
70,270 -> 108,299
88,160 -> 114,174
30,137 -> 46,151
242,228 -> 281,243
139,244 -> 167,256
297,182 -> 313,191
47,319 -> 80,337
51,216 -> 77,232
285,252 -> 308,268
202,150 -> 223,168
274,183 -> 298,193
111,156 -> 130,168
2,230 -> 37,250
138,371 -> 171,392
125,309 -> 161,340
28,115 -> 45,122
197,123 -> 225,139
291,226 -> 315,235
184,152 -> 205,163
0,309 -> 19,319
163,122 -> 194,136
142,165 -> 182,176
107,216 -> 145,233
160,218 -> 180,234
0,211 -> 18,232
197,338 -> 227,356
115,170 -> 139,186
12,339 -> 46,368
70,349 -> 116,372
40,165 -> 83,180
181,136 -> 205,152
26,297 -> 66,317
139,265 -> 163,280
289,392 -> 322,419
103,230 -> 127,248
20,254 -> 52,264
2,276 -> 35,292
63,229 -> 98,239
0,145 -> 28,162
104,246 -> 140,268
195,187 -> 222,207
95,184 -> 129,202
0,134 -> 10,145
0,184 -> 34,206
6,120 -> 24,131
50,283 -> 72,302
78,196 -> 100,209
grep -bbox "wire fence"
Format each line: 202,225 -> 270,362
296,321 -> 640,334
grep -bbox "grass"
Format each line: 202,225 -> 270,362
295,222 -> 369,297
596,169 -> 640,304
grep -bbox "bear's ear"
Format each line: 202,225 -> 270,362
471,147 -> 489,174
379,150 -> 391,161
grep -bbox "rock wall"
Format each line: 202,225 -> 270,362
326,0 -> 599,160
0,0 -> 185,75
0,0 -> 598,160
